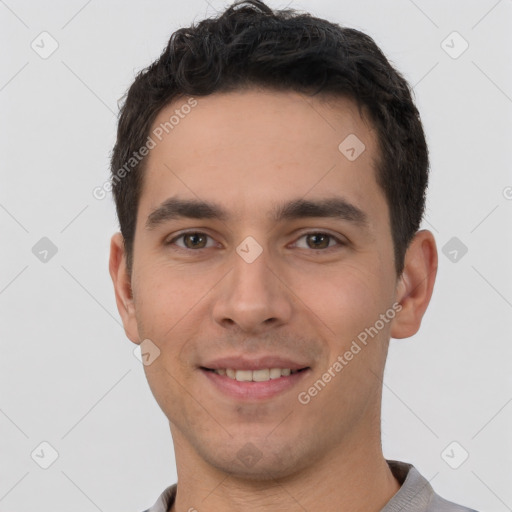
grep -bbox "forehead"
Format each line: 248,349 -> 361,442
138,89 -> 387,229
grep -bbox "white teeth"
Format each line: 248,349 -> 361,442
252,369 -> 270,382
269,368 -> 282,379
235,370 -> 252,382
213,368 -> 300,382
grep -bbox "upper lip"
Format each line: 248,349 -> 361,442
200,355 -> 311,371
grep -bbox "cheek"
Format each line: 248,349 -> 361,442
293,263 -> 384,339
133,262 -> 217,338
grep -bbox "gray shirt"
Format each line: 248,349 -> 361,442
142,460 -> 478,512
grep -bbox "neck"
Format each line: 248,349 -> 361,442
168,422 -> 400,512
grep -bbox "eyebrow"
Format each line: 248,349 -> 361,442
145,196 -> 369,230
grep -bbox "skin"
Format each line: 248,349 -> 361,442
109,89 -> 438,512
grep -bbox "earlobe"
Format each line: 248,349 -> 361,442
109,232 -> 140,344
391,230 -> 438,339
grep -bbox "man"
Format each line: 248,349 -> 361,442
108,1 -> 478,511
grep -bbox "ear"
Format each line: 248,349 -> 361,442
391,229 -> 438,339
109,232 -> 140,344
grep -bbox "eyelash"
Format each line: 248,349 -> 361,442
165,230 -> 346,253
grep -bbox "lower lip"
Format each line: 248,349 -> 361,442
200,368 -> 311,401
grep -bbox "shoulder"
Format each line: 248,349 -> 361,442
385,460 -> 479,512
140,483 -> 177,512
429,493 -> 479,512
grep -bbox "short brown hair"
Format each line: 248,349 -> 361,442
111,0 -> 429,277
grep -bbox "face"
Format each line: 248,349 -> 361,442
113,89 -> 408,479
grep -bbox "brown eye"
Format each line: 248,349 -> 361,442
292,232 -> 345,251
182,232 -> 208,249
167,232 -> 215,250
305,233 -> 331,249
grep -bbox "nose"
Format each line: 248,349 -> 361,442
211,245 -> 293,334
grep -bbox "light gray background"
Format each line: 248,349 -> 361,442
1,0 -> 511,511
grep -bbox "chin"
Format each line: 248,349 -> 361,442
197,436 -> 311,482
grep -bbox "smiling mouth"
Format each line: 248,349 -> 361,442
200,367 -> 310,382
